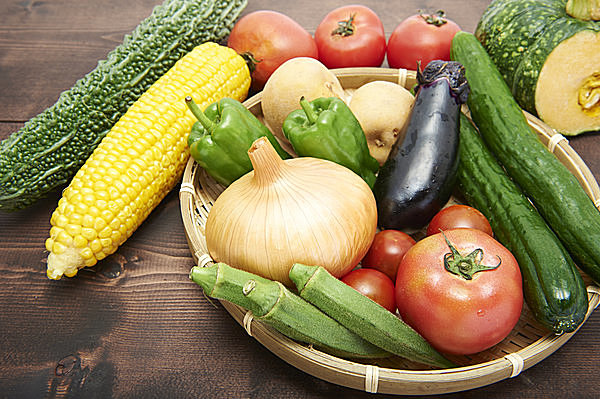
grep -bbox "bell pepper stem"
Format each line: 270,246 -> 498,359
299,96 -> 319,124
185,96 -> 217,131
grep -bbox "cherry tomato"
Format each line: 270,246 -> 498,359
361,230 -> 416,281
227,10 -> 318,90
314,5 -> 386,69
341,268 -> 396,313
395,229 -> 523,355
386,10 -> 462,70
427,204 -> 493,237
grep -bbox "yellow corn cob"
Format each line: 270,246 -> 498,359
45,42 -> 251,280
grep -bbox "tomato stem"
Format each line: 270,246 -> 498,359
441,231 -> 501,280
239,51 -> 261,74
419,10 -> 448,26
331,13 -> 356,37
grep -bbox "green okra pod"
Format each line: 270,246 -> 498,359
190,263 -> 388,359
289,263 -> 457,369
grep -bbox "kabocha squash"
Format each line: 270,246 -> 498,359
0,0 -> 248,212
475,0 -> 600,135
45,43 -> 251,280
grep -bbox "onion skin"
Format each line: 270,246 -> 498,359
205,137 -> 377,286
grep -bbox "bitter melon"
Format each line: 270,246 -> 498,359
0,0 -> 247,212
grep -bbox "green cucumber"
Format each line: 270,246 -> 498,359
0,0 -> 248,212
457,114 -> 588,333
289,263 -> 456,369
451,31 -> 600,284
189,263 -> 388,359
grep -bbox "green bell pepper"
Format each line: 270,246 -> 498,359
282,97 -> 379,188
186,97 -> 290,187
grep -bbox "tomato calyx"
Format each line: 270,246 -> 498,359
441,231 -> 501,280
238,52 -> 261,74
331,13 -> 357,37
419,10 -> 449,27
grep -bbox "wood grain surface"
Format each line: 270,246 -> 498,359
1,1 -> 600,398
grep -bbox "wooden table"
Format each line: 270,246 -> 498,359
1,0 -> 600,397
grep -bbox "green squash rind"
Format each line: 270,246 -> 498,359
475,0 -> 600,120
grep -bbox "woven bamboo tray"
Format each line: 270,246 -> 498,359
179,67 -> 600,395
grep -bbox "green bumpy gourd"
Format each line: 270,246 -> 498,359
0,0 -> 248,212
282,97 -> 379,188
186,97 -> 290,187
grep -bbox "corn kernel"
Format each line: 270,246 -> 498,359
65,223 -> 82,236
52,241 -> 67,255
80,247 -> 94,260
89,239 -> 102,253
55,214 -> 69,228
45,238 -> 54,252
82,214 -> 94,228
73,235 -> 88,248
84,257 -> 97,267
98,226 -> 113,239
81,227 -> 97,241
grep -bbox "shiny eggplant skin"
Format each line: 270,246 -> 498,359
373,61 -> 469,232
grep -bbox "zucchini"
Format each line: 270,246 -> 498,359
289,263 -> 456,368
475,0 -> 600,135
457,114 -> 588,334
451,31 -> 600,284
0,0 -> 248,212
189,263 -> 388,359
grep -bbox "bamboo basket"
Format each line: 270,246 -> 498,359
179,67 -> 600,395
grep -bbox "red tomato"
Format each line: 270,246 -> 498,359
427,204 -> 493,237
227,10 -> 318,90
386,10 -> 462,70
341,268 -> 396,313
395,229 -> 523,355
314,5 -> 386,69
361,230 -> 416,281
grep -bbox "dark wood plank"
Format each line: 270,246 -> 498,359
1,1 -> 600,398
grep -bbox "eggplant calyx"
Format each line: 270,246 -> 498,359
441,231 -> 501,280
416,60 -> 470,104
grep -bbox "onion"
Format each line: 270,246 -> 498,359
205,137 -> 377,286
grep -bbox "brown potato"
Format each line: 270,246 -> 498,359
349,81 -> 414,165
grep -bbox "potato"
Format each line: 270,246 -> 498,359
349,81 -> 414,165
261,57 -> 347,154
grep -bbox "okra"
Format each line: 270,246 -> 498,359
190,263 -> 388,359
289,263 -> 456,369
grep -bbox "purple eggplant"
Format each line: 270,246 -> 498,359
373,60 -> 469,232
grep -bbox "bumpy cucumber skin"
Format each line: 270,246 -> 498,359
451,31 -> 600,284
475,0 -> 600,116
0,0 -> 248,212
457,114 -> 588,334
190,264 -> 388,359
289,263 -> 456,369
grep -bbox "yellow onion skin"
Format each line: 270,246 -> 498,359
205,137 -> 378,286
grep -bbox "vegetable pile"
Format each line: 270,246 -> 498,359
2,0 -> 599,373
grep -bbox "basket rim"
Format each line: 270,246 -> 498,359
178,66 -> 600,395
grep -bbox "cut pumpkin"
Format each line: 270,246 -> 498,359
476,0 -> 600,135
